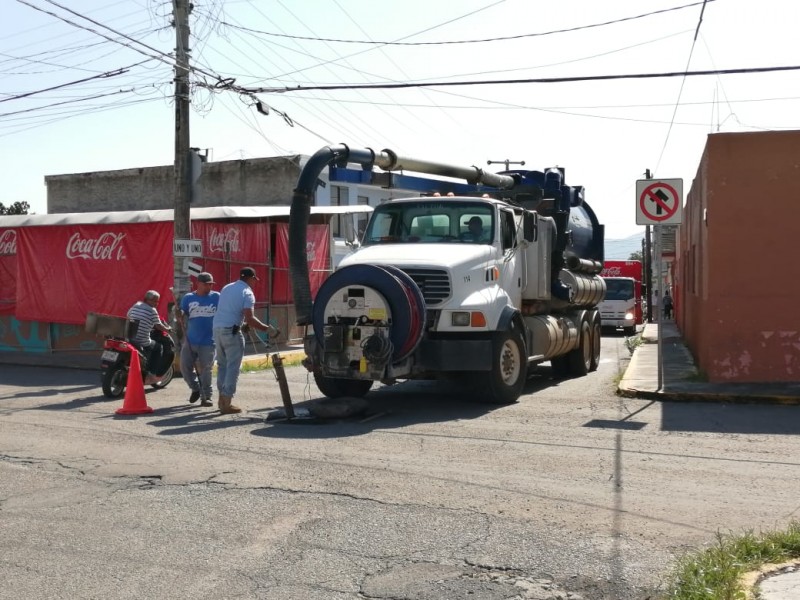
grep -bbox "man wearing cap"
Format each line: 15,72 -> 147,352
212,267 -> 275,414
461,216 -> 486,242
179,272 -> 220,407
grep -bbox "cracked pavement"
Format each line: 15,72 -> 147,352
2,335 -> 800,599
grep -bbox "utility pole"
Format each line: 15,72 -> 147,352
644,168 -> 653,323
487,159 -> 525,171
172,0 -> 192,305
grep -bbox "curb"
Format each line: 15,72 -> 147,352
241,349 -> 306,368
617,385 -> 800,406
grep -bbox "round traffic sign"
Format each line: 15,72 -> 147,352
639,182 -> 679,222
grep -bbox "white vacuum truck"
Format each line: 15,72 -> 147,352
289,146 -> 606,404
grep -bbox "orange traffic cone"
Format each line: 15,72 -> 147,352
115,349 -> 153,415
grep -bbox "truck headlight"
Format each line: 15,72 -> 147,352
625,312 -> 634,320
452,312 -> 471,326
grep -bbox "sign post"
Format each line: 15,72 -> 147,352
173,238 -> 202,295
173,238 -> 203,257
635,178 -> 683,391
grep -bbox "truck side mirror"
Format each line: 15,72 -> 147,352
523,212 -> 538,242
342,215 -> 356,245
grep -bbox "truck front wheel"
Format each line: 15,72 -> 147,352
484,325 -> 526,405
313,372 -> 374,399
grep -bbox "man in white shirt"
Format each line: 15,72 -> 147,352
212,267 -> 275,414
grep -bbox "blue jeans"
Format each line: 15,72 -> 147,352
213,327 -> 244,398
180,342 -> 215,399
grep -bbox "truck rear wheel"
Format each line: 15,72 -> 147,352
313,372 -> 373,399
484,325 -> 526,404
566,319 -> 591,377
589,312 -> 601,372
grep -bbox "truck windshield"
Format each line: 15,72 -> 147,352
362,200 -> 493,245
604,278 -> 635,301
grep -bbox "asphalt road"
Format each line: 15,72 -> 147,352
2,335 -> 800,600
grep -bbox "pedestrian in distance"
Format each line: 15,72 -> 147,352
179,272 -> 219,407
127,290 -> 172,384
212,267 -> 276,414
663,290 -> 673,320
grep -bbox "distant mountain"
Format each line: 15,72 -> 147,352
605,233 -> 643,261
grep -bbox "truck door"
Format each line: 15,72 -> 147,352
498,208 -> 522,306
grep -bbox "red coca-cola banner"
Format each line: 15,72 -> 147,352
190,221 -> 270,302
272,223 -> 330,304
0,228 -> 17,314
15,222 -> 174,324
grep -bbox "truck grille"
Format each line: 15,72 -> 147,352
400,268 -> 451,306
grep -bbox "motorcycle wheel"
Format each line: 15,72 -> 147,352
150,365 -> 174,390
101,366 -> 128,398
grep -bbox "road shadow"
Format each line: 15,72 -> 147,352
140,405 -> 257,434
660,401 -> 800,435
249,368 -> 564,440
0,363 -> 97,389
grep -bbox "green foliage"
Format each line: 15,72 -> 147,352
0,201 -> 30,215
629,249 -> 643,262
664,522 -> 800,599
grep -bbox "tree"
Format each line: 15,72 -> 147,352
0,201 -> 30,215
628,250 -> 643,262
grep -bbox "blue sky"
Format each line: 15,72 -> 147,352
3,0 -> 799,238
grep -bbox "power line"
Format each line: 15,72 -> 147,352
0,64 -> 137,103
654,0 -> 709,173
219,1 -> 715,47
15,0 -> 176,69
0,87 -> 135,118
235,65 -> 800,94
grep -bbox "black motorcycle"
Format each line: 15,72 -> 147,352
100,326 -> 175,398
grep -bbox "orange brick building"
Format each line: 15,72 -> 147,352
675,130 -> 800,383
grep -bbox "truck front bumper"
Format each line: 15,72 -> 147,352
416,338 -> 492,371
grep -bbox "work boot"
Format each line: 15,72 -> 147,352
188,390 -> 200,404
200,395 -> 213,407
218,394 -> 242,414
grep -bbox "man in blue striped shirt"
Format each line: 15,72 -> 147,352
127,290 -> 171,382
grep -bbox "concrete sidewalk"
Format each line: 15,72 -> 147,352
618,321 -> 800,405
618,320 -> 800,600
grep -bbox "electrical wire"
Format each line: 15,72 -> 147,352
219,0 -> 715,47
654,0 -> 709,174
242,65 -> 800,94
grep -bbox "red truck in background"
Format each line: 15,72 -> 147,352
599,260 -> 643,336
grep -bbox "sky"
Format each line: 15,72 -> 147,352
2,0 -> 799,239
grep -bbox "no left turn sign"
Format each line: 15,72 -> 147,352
635,178 -> 683,225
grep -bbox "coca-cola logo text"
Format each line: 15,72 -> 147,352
602,266 -> 622,277
0,229 -> 16,256
208,228 -> 241,254
66,232 -> 126,260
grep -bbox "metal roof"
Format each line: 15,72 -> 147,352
0,204 -> 373,227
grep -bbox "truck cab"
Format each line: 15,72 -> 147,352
598,277 -> 637,335
599,260 -> 643,336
